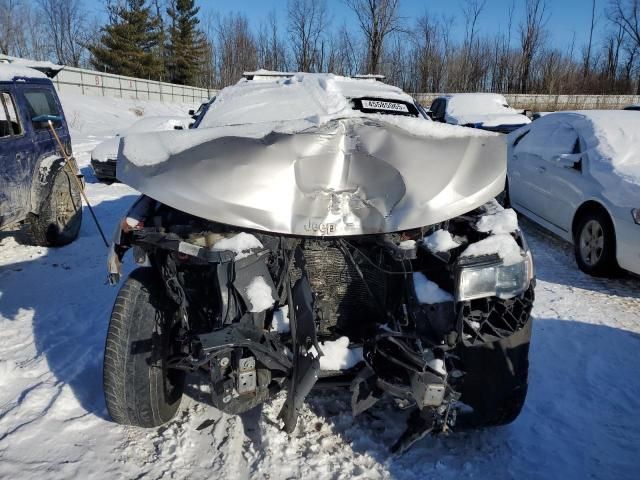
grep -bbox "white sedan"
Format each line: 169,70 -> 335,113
507,110 -> 640,276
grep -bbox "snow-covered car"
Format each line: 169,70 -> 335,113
103,72 -> 535,453
90,115 -> 191,181
623,104 -> 640,111
507,111 -> 640,277
430,93 -> 531,133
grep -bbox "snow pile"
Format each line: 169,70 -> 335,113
476,208 -> 519,234
423,229 -> 461,253
270,305 -> 290,333
245,276 -> 274,313
413,272 -> 454,304
0,63 -> 47,81
212,232 -> 263,259
445,93 -> 531,127
317,336 -> 364,371
58,92 -> 195,138
461,234 -> 523,266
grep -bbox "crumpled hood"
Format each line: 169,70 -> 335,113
448,113 -> 531,128
117,117 -> 506,236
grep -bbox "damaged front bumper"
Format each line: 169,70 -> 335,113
107,197 -> 534,453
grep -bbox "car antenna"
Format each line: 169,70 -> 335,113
47,120 -> 109,247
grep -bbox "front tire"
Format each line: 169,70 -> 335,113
28,167 -> 82,246
574,209 -> 619,277
103,268 -> 185,427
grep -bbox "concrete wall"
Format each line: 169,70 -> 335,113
52,66 -> 217,104
412,93 -> 640,111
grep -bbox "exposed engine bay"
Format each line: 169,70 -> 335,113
108,196 -> 534,453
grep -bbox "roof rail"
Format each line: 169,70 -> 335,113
243,71 -> 296,80
353,74 -> 386,81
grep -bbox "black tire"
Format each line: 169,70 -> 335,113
28,167 -> 82,246
457,319 -> 532,428
573,208 -> 619,277
103,268 -> 185,427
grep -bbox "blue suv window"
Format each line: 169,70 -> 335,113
23,89 -> 62,129
0,91 -> 22,138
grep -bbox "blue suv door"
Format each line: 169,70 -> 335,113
0,84 -> 32,227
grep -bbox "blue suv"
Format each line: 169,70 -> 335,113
0,63 -> 82,246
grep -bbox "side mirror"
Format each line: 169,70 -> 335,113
551,153 -> 581,169
188,109 -> 195,116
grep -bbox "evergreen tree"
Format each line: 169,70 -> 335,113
166,0 -> 207,85
90,0 -> 163,79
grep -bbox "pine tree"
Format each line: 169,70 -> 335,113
165,0 -> 207,85
90,0 -> 163,79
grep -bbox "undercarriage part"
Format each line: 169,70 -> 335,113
460,284 -> 535,346
278,250 -> 321,433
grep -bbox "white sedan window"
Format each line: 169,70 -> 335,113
515,121 -> 579,159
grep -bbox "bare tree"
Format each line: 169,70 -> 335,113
344,0 -> 402,74
608,0 -> 640,92
518,0 -> 548,93
37,0 -> 88,66
287,0 -> 329,72
216,13 -> 257,87
583,0 -> 597,77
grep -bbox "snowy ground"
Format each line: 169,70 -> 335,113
1,95 -> 639,479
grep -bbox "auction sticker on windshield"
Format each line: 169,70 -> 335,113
361,99 -> 409,113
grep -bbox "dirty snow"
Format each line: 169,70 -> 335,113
270,305 -> 290,333
461,233 -> 524,266
245,276 -> 274,313
476,208 -> 519,234
398,239 -> 416,250
413,272 -> 454,304
317,337 -> 364,371
423,229 -> 461,253
1,94 -> 639,480
212,232 -> 263,259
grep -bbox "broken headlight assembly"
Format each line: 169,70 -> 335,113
455,249 -> 534,301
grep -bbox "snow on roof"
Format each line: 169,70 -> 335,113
122,73 -> 496,167
542,111 -> 640,188
198,72 -> 415,129
0,63 -> 48,81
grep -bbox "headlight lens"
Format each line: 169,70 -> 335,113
632,208 -> 640,225
456,250 -> 533,301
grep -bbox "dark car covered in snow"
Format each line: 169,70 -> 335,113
103,72 -> 535,453
0,61 -> 82,246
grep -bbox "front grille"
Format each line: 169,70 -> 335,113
296,241 -> 387,337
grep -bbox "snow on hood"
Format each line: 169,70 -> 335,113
449,113 -> 531,127
117,73 -> 506,236
445,93 -> 531,127
91,115 -> 192,162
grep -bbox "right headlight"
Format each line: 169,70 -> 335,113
455,249 -> 534,302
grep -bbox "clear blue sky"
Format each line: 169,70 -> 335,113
84,0 -> 605,57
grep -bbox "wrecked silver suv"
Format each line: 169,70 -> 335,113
103,72 -> 534,453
